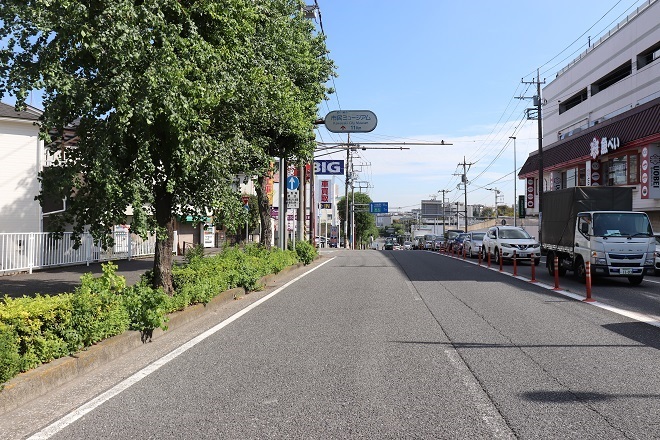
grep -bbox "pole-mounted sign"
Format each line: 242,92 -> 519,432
324,110 -> 377,133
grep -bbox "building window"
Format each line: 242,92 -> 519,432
637,41 -> 660,69
558,88 -> 588,115
628,154 -> 638,184
605,153 -> 638,186
591,61 -> 632,95
578,166 -> 586,186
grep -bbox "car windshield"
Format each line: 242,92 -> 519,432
471,233 -> 485,240
592,213 -> 653,237
499,229 -> 531,239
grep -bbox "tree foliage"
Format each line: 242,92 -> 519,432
337,192 -> 377,246
0,0 -> 333,292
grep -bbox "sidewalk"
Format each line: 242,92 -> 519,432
0,248 -> 225,299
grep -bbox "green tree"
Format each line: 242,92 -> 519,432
0,0 -> 331,292
229,1 -> 334,248
337,192 -> 376,248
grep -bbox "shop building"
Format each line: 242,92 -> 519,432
519,0 -> 660,226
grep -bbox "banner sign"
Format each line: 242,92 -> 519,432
314,160 -> 344,175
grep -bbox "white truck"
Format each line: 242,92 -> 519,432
541,187 -> 655,285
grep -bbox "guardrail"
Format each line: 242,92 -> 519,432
0,231 -> 161,275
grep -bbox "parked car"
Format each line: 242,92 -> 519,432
453,233 -> 470,254
463,232 -> 486,258
481,226 -> 540,265
433,237 -> 446,251
444,230 -> 464,252
403,241 -> 413,250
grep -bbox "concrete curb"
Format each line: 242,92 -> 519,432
0,260 -> 310,415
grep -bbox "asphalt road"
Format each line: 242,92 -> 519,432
3,249 -> 660,439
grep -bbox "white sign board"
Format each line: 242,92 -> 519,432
325,110 -> 377,133
287,190 -> 300,209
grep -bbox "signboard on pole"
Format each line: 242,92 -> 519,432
324,110 -> 377,133
287,190 -> 300,209
369,202 -> 388,213
314,160 -> 344,175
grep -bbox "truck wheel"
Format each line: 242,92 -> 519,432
628,275 -> 644,285
546,252 -> 555,276
575,257 -> 586,283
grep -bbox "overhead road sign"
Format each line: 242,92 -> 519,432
369,202 -> 388,213
324,110 -> 377,133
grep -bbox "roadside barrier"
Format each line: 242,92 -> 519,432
499,251 -> 503,272
513,250 -> 518,276
530,252 -> 537,282
487,247 -> 491,268
553,255 -> 560,290
584,261 -> 595,302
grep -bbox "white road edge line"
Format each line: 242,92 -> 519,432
28,257 -> 336,440
431,252 -> 660,329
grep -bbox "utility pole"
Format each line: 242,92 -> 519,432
437,189 -> 452,237
519,69 -> 545,239
457,157 -> 473,231
344,134 -> 350,249
510,136 -> 517,227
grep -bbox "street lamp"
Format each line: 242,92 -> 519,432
486,188 -> 500,220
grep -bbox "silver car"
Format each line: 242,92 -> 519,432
463,232 -> 486,258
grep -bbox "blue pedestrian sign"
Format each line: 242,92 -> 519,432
287,176 -> 300,191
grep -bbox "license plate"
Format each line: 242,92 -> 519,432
620,268 -> 633,275
518,252 -> 528,258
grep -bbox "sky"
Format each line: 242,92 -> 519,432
1,0 -> 652,214
312,0 -> 652,212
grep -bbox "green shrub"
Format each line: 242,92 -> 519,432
121,281 -> 169,332
295,240 -> 317,265
0,322 -> 20,386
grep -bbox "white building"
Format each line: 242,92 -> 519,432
0,103 -> 44,233
520,0 -> 660,225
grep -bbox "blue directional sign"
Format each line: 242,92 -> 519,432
286,176 -> 300,191
369,202 -> 388,213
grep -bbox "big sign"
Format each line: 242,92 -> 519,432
314,160 -> 344,175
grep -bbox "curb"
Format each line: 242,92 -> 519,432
0,260 -> 310,415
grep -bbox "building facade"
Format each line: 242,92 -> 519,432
0,103 -> 44,233
519,0 -> 660,227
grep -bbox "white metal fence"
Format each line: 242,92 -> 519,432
0,231 -> 161,275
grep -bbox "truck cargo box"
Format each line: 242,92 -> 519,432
541,186 -> 633,249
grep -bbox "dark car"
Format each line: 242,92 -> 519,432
444,229 -> 464,252
384,238 -> 394,250
453,233 -> 471,254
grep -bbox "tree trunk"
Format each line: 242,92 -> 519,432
153,189 -> 175,295
256,174 -> 272,249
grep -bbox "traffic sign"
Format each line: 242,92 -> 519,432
287,190 -> 299,208
287,176 -> 300,191
369,202 -> 388,213
325,110 -> 377,133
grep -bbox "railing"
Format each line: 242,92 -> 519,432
0,231 -> 160,275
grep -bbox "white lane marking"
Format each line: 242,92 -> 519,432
432,252 -> 660,329
443,348 -> 515,439
28,258 -> 336,440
